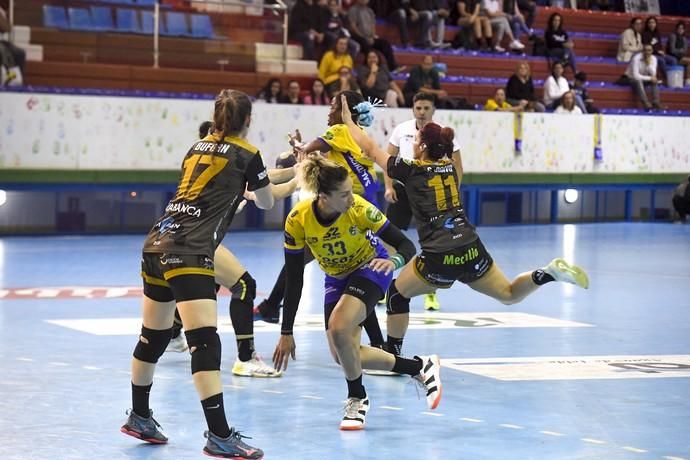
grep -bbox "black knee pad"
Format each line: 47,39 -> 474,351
184,326 -> 221,374
230,272 -> 256,304
133,326 -> 173,363
386,280 -> 410,315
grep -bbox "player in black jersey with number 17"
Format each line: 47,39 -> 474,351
120,90 -> 287,459
339,95 -> 590,357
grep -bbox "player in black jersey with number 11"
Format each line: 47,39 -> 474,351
339,95 -> 590,357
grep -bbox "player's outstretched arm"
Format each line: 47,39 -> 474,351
339,95 -> 390,171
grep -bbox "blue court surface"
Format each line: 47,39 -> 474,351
1,223 -> 689,460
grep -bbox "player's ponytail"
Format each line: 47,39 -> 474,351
301,155 -> 349,196
420,123 -> 455,161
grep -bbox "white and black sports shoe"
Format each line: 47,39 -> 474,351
414,355 -> 442,410
340,397 -> 370,430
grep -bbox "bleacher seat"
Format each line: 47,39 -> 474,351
190,14 -> 214,39
43,5 -> 69,29
140,10 -> 154,34
90,6 -> 116,31
164,12 -> 190,37
68,7 -> 96,31
135,0 -> 156,6
116,8 -> 141,33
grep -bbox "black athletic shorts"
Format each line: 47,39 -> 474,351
413,238 -> 494,288
141,252 -> 216,302
323,273 -> 387,330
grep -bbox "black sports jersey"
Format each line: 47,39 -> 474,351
143,134 -> 270,257
387,156 -> 477,252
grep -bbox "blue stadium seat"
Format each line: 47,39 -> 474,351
164,12 -> 190,36
90,6 -> 116,31
116,8 -> 141,33
190,14 -> 214,39
140,10 -> 155,34
68,7 -> 96,31
43,5 -> 69,29
135,0 -> 156,6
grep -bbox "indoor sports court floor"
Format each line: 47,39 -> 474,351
0,223 -> 688,460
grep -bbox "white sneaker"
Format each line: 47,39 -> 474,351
414,355 -> 442,410
165,334 -> 188,353
232,352 -> 282,378
509,39 -> 525,50
340,397 -> 370,430
543,258 -> 590,289
494,45 -> 506,53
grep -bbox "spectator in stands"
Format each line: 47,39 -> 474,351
289,0 -> 325,60
517,0 -> 537,31
304,78 -> 330,105
643,16 -> 677,85
617,17 -> 643,63
454,0 -> 493,51
279,80 -> 305,104
667,21 -> 690,85
328,66 -> 362,96
572,71 -> 598,113
484,88 -> 526,111
389,0 -> 434,48
506,61 -> 545,112
348,0 -> 401,72
319,36 -> 354,92
481,0 -> 525,52
256,77 -> 284,103
402,54 -> 449,107
322,0 -> 360,60
544,13 -> 578,76
0,6 -> 25,82
625,44 -> 662,111
358,50 -> 405,107
503,0 -> 535,43
429,1 -> 452,49
672,174 -> 690,223
554,90 -> 583,114
543,61 -> 586,112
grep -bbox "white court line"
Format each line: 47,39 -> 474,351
581,438 -> 606,445
422,412 -> 444,417
16,357 -> 34,362
663,456 -> 686,460
622,446 -> 647,453
82,366 -> 101,370
460,418 -> 483,423
223,384 -> 244,390
262,390 -> 283,394
380,406 -> 403,411
499,424 -> 524,429
300,395 -> 323,400
540,431 -> 565,437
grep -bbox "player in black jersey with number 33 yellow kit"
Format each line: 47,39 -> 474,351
339,95 -> 590,358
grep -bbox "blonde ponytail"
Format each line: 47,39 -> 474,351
300,154 -> 349,195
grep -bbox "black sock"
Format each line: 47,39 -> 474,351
346,374 -> 366,399
386,335 -> 404,356
236,337 -> 255,362
362,309 -> 385,348
201,393 -> 231,439
132,382 -> 152,418
392,355 -> 423,376
264,265 -> 287,311
532,269 -> 555,285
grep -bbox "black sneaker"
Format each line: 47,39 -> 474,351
252,300 -> 280,324
203,429 -> 264,459
120,409 -> 168,444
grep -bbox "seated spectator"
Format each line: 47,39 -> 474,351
643,16 -> 677,85
503,0 -> 534,42
289,0 -> 325,61
484,88 -> 526,111
506,61 -> 545,112
390,0 -> 434,48
482,0 -> 525,52
304,78 -> 330,105
402,54 -> 449,107
544,12 -> 578,75
554,90 -> 583,114
429,1 -> 452,49
348,0 -> 400,71
572,72 -> 598,113
543,61 -> 586,112
0,6 -> 25,84
667,21 -> 690,86
358,50 -> 405,107
256,78 -> 283,103
454,0 -> 493,51
625,44 -> 661,111
319,36 -> 354,90
279,80 -> 305,104
617,17 -> 643,63
517,0 -> 537,31
322,0 -> 360,60
328,66 -> 362,96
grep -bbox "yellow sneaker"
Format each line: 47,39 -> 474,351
232,352 -> 282,378
544,258 -> 589,289
424,293 -> 440,311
